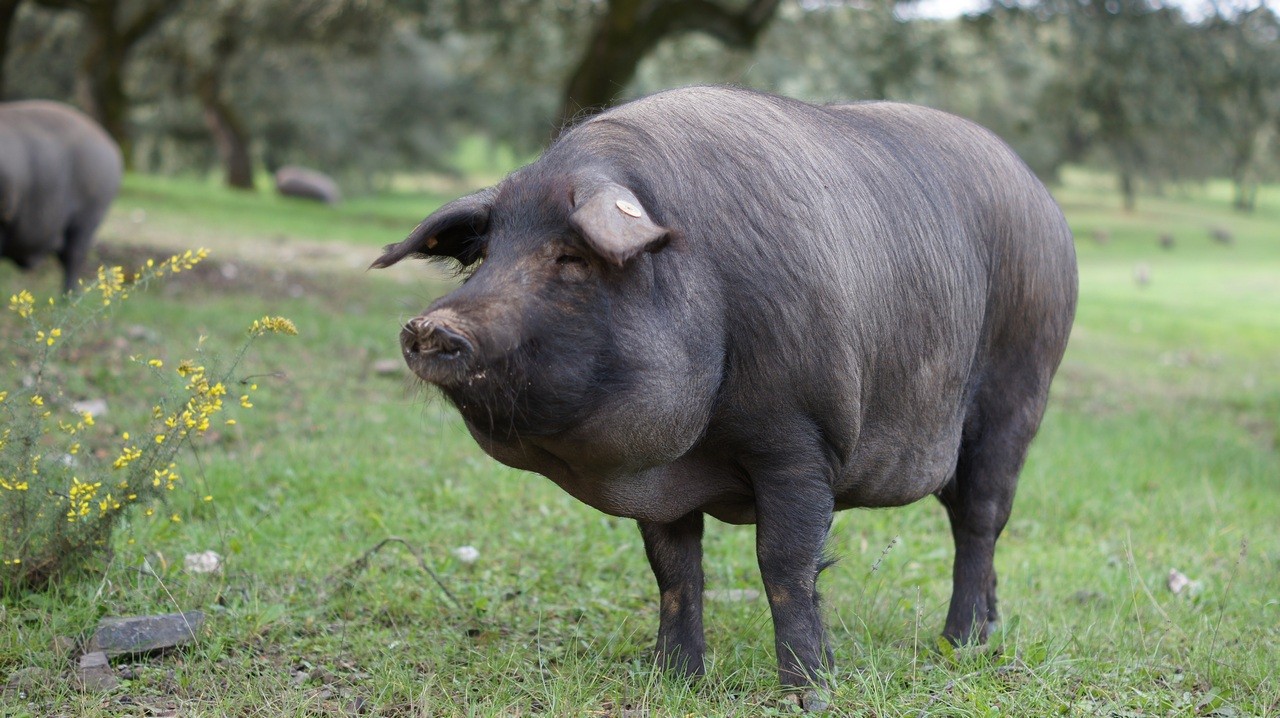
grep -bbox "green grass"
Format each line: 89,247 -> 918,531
1,169 -> 1277,717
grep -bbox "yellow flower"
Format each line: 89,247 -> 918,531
95,265 -> 127,305
148,359 -> 163,368
248,316 -> 298,337
8,290 -> 35,318
239,395 -> 253,409
170,514 -> 181,523
111,445 -> 142,470
30,395 -> 43,406
0,390 -> 7,402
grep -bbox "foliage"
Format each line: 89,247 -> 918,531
0,251 -> 296,592
4,0 -> 1278,203
1197,4 -> 1280,211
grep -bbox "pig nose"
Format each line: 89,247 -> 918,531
401,314 -> 474,361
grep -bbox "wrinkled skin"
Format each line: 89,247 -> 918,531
376,87 -> 1077,709
0,101 -> 122,292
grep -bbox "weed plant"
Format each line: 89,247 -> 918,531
0,251 -> 296,592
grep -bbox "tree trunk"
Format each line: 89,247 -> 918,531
0,0 -> 21,99
37,0 -> 179,168
1232,179 -> 1257,213
195,68 -> 254,190
555,0 -> 781,136
1119,169 -> 1135,212
76,3 -> 130,159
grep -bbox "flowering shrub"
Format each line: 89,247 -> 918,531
0,251 -> 297,592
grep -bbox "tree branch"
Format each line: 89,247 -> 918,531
121,0 -> 177,48
648,0 -> 783,49
31,0 -> 92,11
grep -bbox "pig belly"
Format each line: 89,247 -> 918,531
833,419 -> 964,509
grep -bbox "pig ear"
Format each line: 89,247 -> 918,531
371,187 -> 496,269
568,183 -> 668,267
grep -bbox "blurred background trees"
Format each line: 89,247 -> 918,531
2,0 -> 1276,209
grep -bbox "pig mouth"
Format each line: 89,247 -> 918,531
400,315 -> 481,387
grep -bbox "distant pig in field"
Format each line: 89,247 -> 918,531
0,101 -> 122,292
375,87 -> 1077,709
273,165 -> 342,205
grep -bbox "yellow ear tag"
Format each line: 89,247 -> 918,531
615,199 -> 643,218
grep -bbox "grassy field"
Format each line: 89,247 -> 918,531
1,167 -> 1277,717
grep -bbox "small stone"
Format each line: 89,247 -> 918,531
125,324 -> 157,341
372,359 -> 403,376
802,688 -> 832,712
705,588 -> 760,602
50,635 -> 77,658
452,546 -> 479,563
76,652 -> 119,692
1167,569 -> 1204,597
71,398 -> 108,417
184,551 -> 222,574
85,611 -> 205,657
4,666 -> 56,693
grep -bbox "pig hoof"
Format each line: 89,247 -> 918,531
782,689 -> 831,712
801,689 -> 831,712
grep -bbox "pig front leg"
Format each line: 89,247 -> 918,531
638,512 -> 706,677
755,477 -> 835,710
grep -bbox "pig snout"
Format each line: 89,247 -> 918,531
400,312 -> 475,385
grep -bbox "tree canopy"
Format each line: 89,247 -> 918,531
2,0 -> 1275,208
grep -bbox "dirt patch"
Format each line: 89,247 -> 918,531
98,213 -> 445,289
90,243 -> 332,302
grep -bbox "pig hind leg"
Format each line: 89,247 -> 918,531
937,368 -> 1049,645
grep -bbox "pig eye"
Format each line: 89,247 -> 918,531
555,253 -> 587,267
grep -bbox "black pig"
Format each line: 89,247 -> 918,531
375,87 -> 1077,708
1,101 -> 122,292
